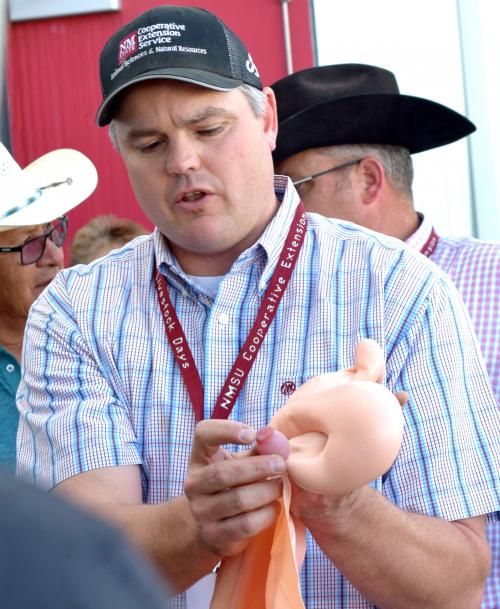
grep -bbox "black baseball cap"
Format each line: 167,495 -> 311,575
96,5 -> 263,126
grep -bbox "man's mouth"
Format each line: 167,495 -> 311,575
180,190 -> 205,203
175,189 -> 210,205
35,277 -> 56,290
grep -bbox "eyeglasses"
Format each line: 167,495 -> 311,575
0,216 -> 68,265
292,158 -> 364,197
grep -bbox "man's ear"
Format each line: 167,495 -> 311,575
262,86 -> 278,151
358,156 -> 384,204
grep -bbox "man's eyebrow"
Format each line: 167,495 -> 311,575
124,107 -> 235,142
125,128 -> 162,142
4,226 -> 38,244
181,106 -> 235,126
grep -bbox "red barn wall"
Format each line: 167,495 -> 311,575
6,0 -> 315,250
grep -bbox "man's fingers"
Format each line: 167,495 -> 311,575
189,478 -> 283,522
189,419 -> 256,465
185,420 -> 287,558
200,501 -> 282,557
185,453 -> 286,496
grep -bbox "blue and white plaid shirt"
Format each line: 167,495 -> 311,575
407,212 -> 500,609
17,178 -> 500,609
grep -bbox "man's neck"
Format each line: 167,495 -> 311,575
171,249 -> 237,277
394,212 -> 421,242
0,315 -> 25,363
374,202 -> 420,242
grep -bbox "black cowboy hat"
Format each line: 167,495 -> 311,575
272,63 -> 476,164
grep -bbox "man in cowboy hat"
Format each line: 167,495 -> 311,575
272,63 -> 500,399
0,143 -> 97,469
15,7 -> 500,609
0,145 -> 173,606
272,62 -> 500,608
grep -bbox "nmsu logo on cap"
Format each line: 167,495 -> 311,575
118,31 -> 138,64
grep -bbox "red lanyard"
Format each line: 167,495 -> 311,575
154,202 -> 307,421
420,227 -> 439,258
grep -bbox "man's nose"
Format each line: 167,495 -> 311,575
37,236 -> 64,268
165,136 -> 201,176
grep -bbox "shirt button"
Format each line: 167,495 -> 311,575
181,289 -> 188,298
218,313 -> 229,325
6,364 -> 15,373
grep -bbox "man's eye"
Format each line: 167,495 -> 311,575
138,141 -> 162,153
198,124 -> 224,137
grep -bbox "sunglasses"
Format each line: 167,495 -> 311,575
0,216 -> 68,265
292,158 -> 364,197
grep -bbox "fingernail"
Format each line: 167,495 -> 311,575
239,427 -> 256,443
270,457 -> 285,473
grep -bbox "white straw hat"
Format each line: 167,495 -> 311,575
0,143 -> 98,232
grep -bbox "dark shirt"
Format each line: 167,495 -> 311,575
0,469 -> 171,608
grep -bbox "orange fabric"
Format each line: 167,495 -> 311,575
210,340 -> 404,608
210,477 -> 306,609
265,478 -> 306,608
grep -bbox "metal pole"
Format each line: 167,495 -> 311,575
280,0 -> 293,74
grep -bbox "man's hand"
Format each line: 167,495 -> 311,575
184,420 -> 287,558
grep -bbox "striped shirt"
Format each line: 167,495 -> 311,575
407,213 -> 500,609
17,178 -> 500,609
407,213 -> 500,402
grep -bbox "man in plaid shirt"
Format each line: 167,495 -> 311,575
273,62 -> 500,608
16,10 -> 500,609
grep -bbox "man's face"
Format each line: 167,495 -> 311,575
113,80 -> 278,275
276,148 -> 362,223
0,222 -> 64,321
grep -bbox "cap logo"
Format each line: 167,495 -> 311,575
118,31 -> 138,64
245,53 -> 260,78
113,22 -> 207,75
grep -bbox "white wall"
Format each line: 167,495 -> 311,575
312,0 -> 499,240
458,0 -> 500,241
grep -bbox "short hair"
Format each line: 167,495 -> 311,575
323,144 -> 414,199
239,83 -> 268,118
70,214 -> 148,265
108,83 -> 268,149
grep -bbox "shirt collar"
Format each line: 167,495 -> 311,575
0,344 -> 19,366
255,176 -> 299,258
405,212 -> 434,253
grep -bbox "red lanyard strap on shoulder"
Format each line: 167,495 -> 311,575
155,202 -> 307,421
420,227 -> 439,257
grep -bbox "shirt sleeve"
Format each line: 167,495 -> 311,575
383,270 -> 500,522
16,272 -> 143,490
